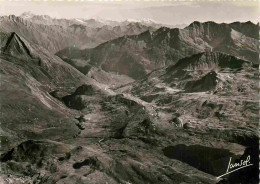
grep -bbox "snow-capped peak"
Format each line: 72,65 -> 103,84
123,18 -> 158,24
75,19 -> 85,23
20,12 -> 35,19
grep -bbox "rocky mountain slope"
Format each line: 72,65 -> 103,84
57,21 -> 259,79
0,31 -> 87,152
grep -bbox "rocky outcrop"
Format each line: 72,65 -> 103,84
62,84 -> 104,110
167,52 -> 251,74
184,71 -> 218,92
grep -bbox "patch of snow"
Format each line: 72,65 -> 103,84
75,19 -> 85,23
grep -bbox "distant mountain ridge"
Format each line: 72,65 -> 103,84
0,13 -> 163,53
57,21 -> 259,79
20,12 -> 181,28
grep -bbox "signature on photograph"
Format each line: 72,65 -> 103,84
217,155 -> 253,179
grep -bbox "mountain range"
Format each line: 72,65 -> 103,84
0,12 -> 259,184
20,12 -> 180,29
57,21 -> 259,79
1,12 -> 177,54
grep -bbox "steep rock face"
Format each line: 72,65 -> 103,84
1,32 -> 34,59
57,21 -> 259,79
229,21 -> 259,39
0,32 -> 85,86
183,21 -> 259,63
166,52 -> 251,75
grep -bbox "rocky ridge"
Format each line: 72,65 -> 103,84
57,21 -> 259,80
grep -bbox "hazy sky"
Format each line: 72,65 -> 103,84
0,0 -> 259,25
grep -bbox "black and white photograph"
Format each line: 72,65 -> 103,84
0,0 -> 259,183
